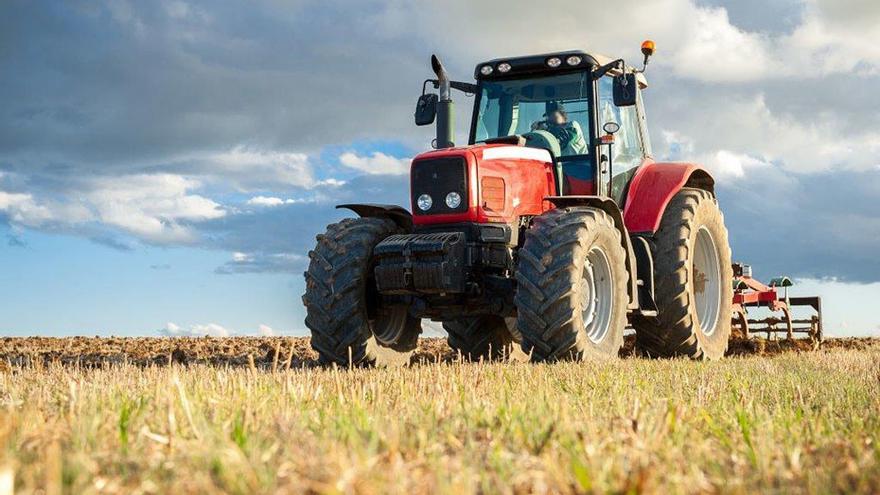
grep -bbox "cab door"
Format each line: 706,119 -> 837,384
597,76 -> 651,204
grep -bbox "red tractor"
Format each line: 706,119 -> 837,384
304,42 -> 733,365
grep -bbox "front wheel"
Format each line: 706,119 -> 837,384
515,207 -> 628,361
303,217 -> 421,366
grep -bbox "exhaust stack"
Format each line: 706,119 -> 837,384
431,54 -> 454,149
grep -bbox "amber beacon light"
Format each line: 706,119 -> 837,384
640,39 -> 656,70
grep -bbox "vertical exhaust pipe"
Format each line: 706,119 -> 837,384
431,54 -> 454,149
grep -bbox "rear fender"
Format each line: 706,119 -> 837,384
336,204 -> 413,231
622,163 -> 715,234
545,196 -> 639,310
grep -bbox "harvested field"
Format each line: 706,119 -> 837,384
1,336 -> 875,368
1,337 -> 878,494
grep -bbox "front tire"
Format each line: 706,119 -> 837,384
633,188 -> 732,359
515,207 -> 628,361
303,217 -> 421,366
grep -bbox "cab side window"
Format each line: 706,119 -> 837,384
598,76 -> 646,202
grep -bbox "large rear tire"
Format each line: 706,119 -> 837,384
443,316 -> 518,361
515,207 -> 628,361
633,188 -> 732,359
303,217 -> 421,366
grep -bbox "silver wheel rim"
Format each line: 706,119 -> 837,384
581,246 -> 614,343
693,226 -> 721,335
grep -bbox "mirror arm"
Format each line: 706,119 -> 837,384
426,79 -> 478,95
592,58 -> 625,80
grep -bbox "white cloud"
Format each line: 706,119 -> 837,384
210,147 -> 316,189
339,151 -> 410,175
159,321 -> 282,337
244,195 -> 325,207
246,196 -> 287,207
706,150 -> 771,178
191,323 -> 231,337
386,0 -> 879,83
0,192 -> 59,227
672,7 -> 777,82
86,174 -> 225,242
0,173 -> 224,244
657,95 -> 880,175
783,0 -> 880,76
159,322 -> 232,337
161,322 -> 182,335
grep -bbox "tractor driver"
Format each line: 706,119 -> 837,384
531,101 -> 588,156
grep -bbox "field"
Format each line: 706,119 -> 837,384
1,337 -> 879,494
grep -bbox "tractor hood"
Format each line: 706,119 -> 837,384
409,143 -> 555,226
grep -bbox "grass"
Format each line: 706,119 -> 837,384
1,347 -> 879,494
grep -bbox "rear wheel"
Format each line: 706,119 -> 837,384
303,217 -> 421,366
444,316 -> 518,361
515,207 -> 628,361
633,188 -> 732,359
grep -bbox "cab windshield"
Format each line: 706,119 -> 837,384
471,71 -> 592,158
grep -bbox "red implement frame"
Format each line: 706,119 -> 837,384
731,263 -> 823,343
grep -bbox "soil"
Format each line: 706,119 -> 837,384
0,335 -> 876,369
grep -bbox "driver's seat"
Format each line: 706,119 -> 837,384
523,130 -> 594,195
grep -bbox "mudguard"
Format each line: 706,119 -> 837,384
622,162 -> 715,234
336,204 -> 413,231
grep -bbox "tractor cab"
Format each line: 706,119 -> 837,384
469,50 -> 652,206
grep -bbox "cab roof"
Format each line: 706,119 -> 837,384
475,50 -> 648,88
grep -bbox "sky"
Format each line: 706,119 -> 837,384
0,0 -> 878,338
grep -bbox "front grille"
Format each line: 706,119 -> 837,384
411,157 -> 468,215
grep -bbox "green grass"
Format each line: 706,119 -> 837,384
1,349 -> 879,494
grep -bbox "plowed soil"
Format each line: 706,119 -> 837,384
1,335 -> 876,369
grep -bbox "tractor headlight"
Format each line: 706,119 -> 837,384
445,191 -> 462,209
417,194 -> 433,211
546,57 -> 562,68
497,62 -> 511,73
566,55 -> 583,66
480,65 -> 494,76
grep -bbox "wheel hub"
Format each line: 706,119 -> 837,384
693,226 -> 721,335
581,247 -> 614,344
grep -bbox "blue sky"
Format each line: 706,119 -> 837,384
0,0 -> 878,337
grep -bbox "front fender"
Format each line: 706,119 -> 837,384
622,162 -> 715,234
336,204 -> 413,231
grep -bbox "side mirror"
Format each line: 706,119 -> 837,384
612,73 -> 638,107
414,93 -> 438,126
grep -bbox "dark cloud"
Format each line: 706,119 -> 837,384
1,0 -> 878,286
719,169 -> 880,283
0,1 -> 429,177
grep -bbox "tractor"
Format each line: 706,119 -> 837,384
303,41 -> 734,365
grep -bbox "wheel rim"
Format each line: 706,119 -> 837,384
693,227 -> 721,335
581,246 -> 614,343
